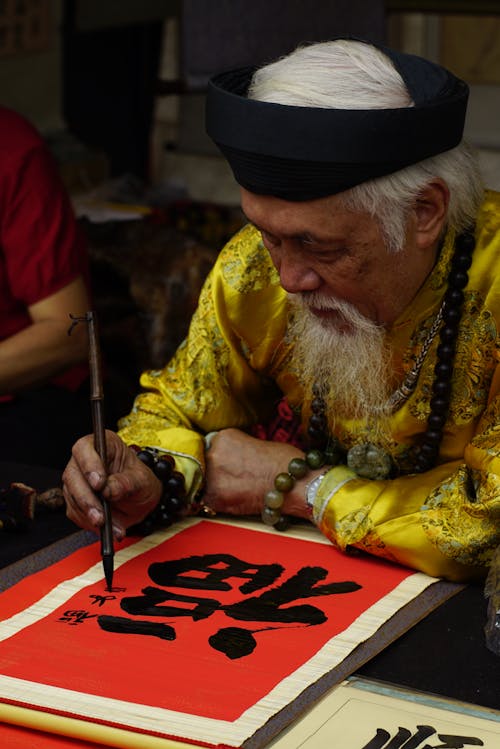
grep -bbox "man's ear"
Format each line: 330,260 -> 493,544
414,179 -> 450,250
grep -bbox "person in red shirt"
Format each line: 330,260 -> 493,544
0,107 -> 92,469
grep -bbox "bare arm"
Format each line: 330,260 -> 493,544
203,428 -> 321,520
0,276 -> 89,394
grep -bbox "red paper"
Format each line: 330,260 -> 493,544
0,519 -> 434,747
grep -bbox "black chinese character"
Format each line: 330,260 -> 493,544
149,554 -> 284,593
89,594 -> 117,607
361,725 -> 484,749
97,553 -> 361,659
58,610 -> 98,625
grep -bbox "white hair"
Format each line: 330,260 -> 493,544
249,40 -> 484,251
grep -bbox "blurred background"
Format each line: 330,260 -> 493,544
2,1 -> 498,199
1,0 -> 499,416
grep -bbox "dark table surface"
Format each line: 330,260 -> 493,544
1,461 -> 499,712
0,461 -> 77,569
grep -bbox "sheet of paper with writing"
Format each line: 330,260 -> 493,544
270,677 -> 500,748
0,518 -> 462,749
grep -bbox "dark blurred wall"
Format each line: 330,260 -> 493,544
62,2 -> 164,179
180,0 -> 386,88
62,0 -> 385,181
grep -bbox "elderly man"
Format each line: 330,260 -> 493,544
62,39 -> 499,582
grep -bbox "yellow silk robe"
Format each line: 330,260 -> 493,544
119,190 -> 500,582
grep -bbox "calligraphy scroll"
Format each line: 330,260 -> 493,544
0,518 -> 461,748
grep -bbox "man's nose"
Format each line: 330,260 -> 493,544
275,246 -> 321,294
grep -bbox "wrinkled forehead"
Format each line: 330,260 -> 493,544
240,187 -> 386,248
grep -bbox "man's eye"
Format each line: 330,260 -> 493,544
261,231 -> 279,248
305,243 -> 347,259
300,237 -> 332,253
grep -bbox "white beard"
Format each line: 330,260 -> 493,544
287,292 -> 394,438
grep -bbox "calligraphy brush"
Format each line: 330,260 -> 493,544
71,311 -> 114,590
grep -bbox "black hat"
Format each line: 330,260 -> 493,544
205,41 -> 468,200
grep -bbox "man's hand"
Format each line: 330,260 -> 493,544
203,428 -> 316,519
62,430 -> 162,539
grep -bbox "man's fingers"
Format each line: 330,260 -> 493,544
62,432 -> 163,535
67,434 -> 108,488
62,459 -> 104,530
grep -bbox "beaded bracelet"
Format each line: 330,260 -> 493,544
128,447 -> 189,535
262,448 -> 333,531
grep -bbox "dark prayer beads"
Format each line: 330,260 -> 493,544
128,447 -> 188,535
413,228 -> 474,472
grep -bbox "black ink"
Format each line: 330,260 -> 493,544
224,566 -> 361,624
149,554 -> 283,593
89,594 -> 117,607
208,627 -> 258,659
361,725 -> 484,749
362,725 -> 433,749
98,615 -> 176,640
121,586 -> 220,620
96,553 -> 362,659
362,728 -> 391,749
58,610 -> 98,625
120,564 -> 360,627
434,736 -> 484,748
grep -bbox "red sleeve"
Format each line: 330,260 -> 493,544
0,137 -> 88,309
0,109 -> 90,390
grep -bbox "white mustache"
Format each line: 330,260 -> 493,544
292,291 -> 355,313
289,292 -> 379,333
